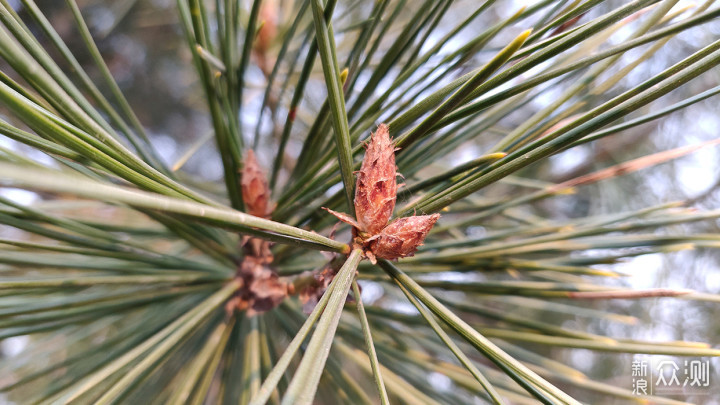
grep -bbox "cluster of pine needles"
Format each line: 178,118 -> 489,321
0,0 -> 719,404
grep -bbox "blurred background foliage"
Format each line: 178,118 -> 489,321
0,0 -> 719,403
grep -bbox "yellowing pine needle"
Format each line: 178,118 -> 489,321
549,138 -> 720,192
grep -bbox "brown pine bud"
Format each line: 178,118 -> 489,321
241,150 -> 273,218
253,0 -> 278,76
256,0 -> 277,54
355,124 -> 398,235
247,272 -> 288,315
371,214 -> 440,260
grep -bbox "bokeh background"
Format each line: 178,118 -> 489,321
0,0 -> 718,403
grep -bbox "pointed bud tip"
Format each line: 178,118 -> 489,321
339,68 -> 349,85
354,123 -> 398,234
323,207 -> 360,229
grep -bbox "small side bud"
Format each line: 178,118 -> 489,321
256,0 -> 278,51
253,0 -> 278,76
371,214 -> 440,260
354,124 -> 398,234
339,68 -> 349,85
237,256 -> 288,316
241,150 -> 273,218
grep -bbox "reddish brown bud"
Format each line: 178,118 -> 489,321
256,0 -> 278,54
354,124 -> 398,234
370,214 -> 440,260
235,256 -> 289,316
246,272 -> 288,315
241,150 -> 273,218
321,124 -> 440,263
253,0 -> 278,76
